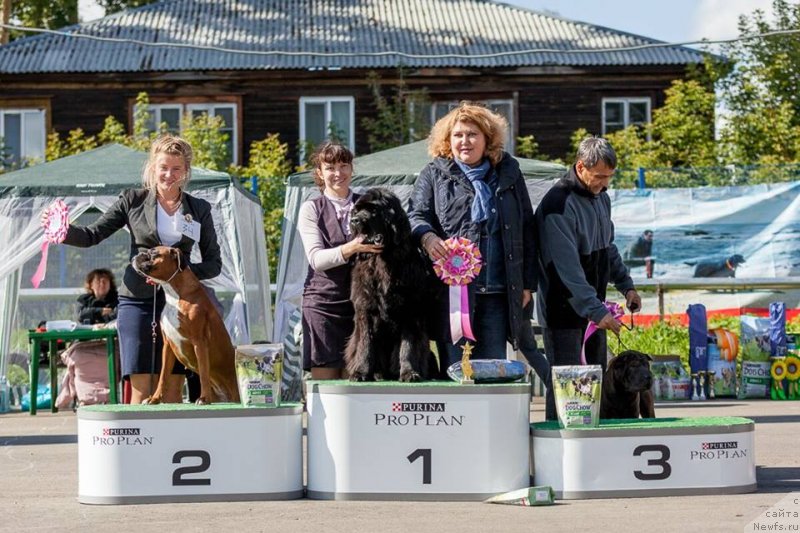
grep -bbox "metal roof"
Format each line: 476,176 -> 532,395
0,0 -> 709,74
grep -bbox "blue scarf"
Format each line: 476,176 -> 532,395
455,158 -> 493,223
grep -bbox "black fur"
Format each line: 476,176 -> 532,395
600,350 -> 656,419
345,188 -> 431,382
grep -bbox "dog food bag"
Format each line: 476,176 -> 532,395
650,355 -> 691,400
234,344 -> 283,407
552,365 -> 602,428
707,342 -> 737,398
739,316 -> 772,399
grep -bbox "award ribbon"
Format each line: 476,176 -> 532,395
432,237 -> 482,345
32,199 -> 69,288
581,301 -> 624,365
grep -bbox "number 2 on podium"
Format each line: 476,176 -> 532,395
407,448 -> 432,484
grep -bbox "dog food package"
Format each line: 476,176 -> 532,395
739,316 -> 772,399
769,302 -> 788,357
234,344 -> 283,407
650,355 -> 692,400
552,365 -> 602,428
485,486 -> 555,506
707,342 -> 737,398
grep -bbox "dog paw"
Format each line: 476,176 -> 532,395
400,371 -> 423,383
195,397 -> 211,405
143,396 -> 162,405
349,373 -> 371,382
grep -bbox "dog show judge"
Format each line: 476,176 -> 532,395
52,135 -> 222,404
298,142 -> 384,380
536,137 -> 642,374
408,102 -> 553,416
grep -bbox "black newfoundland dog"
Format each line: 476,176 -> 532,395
344,188 -> 432,382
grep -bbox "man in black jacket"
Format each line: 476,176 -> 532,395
536,137 -> 642,372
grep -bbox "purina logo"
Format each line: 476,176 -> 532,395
391,402 -> 445,412
702,441 -> 737,450
94,427 -> 153,446
690,440 -> 746,460
102,427 -> 140,436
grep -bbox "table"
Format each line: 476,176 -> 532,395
28,328 -> 119,415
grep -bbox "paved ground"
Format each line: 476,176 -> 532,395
1,399 -> 798,533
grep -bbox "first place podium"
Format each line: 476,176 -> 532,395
78,403 -> 303,504
307,381 -> 531,501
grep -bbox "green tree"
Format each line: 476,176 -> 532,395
231,134 -> 293,281
180,113 -> 229,171
10,0 -> 77,33
361,70 -> 430,152
95,0 -> 157,15
719,0 -> 800,163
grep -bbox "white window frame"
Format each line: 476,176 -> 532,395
601,97 -> 652,136
186,103 -> 238,165
0,108 -> 46,165
135,102 -> 240,164
299,96 -> 356,158
429,99 -> 516,152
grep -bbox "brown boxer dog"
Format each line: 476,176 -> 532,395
600,350 -> 656,419
132,246 -> 240,404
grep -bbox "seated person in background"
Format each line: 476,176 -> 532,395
78,268 -> 119,324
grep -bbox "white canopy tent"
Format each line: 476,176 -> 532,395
0,144 -> 272,379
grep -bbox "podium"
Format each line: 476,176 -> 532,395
78,403 -> 303,504
307,380 -> 530,501
531,416 -> 756,499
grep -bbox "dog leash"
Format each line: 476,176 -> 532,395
150,284 -> 158,399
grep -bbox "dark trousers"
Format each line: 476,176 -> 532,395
543,327 -> 607,422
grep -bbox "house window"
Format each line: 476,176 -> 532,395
0,108 -> 46,167
428,100 -> 516,152
137,102 -> 239,165
299,97 -> 355,157
602,98 -> 651,135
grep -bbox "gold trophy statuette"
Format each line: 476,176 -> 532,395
460,341 -> 475,385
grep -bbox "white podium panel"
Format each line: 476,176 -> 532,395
78,403 -> 303,504
532,417 -> 756,499
307,381 -> 530,501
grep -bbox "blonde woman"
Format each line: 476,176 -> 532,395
57,135 -> 221,403
407,102 -> 554,418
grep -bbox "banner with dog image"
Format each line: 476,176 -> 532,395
610,181 -> 800,279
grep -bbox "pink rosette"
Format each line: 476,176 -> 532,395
433,237 -> 482,344
31,199 -> 70,288
581,301 -> 624,365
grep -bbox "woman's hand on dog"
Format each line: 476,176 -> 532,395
342,236 -> 383,260
421,232 -> 446,261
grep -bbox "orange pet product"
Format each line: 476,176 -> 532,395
712,328 -> 739,362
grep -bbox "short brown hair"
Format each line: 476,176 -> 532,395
427,102 -> 508,165
310,142 -> 354,190
84,268 -> 116,294
142,134 -> 194,191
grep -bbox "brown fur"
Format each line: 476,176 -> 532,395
133,246 -> 240,404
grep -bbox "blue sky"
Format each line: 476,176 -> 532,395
503,0 -> 773,45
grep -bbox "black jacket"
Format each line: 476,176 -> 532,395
63,188 -> 222,299
77,290 -> 119,324
536,165 -> 633,328
407,153 -> 536,349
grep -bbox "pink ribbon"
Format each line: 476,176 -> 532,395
32,200 -> 69,288
433,237 -> 482,345
581,301 -> 624,365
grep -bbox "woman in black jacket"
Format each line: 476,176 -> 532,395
53,135 -> 222,404
77,268 -> 119,324
408,102 -> 553,417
